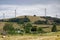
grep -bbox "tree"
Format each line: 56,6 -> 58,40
24,23 -> 32,33
34,15 -> 36,17
51,23 -> 57,32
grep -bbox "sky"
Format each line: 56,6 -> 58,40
0,0 -> 60,19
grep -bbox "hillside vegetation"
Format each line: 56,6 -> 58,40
0,16 -> 60,40
0,16 -> 60,34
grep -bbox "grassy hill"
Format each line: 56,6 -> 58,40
0,16 -> 60,34
17,16 -> 46,22
0,16 -> 60,40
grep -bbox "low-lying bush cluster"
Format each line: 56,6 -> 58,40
34,20 -> 46,24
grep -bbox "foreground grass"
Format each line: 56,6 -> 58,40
0,32 -> 60,40
0,35 -> 60,40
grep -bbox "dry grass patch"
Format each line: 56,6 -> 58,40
0,35 -> 60,40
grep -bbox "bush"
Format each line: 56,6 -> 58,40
8,30 -> 15,35
37,27 -> 44,33
8,17 -> 30,24
8,18 -> 20,22
23,17 -> 30,22
24,23 -> 32,33
15,29 -> 24,35
54,19 -> 60,24
31,26 -> 37,33
34,20 -> 46,24
51,23 -> 57,32
17,20 -> 24,24
3,23 -> 25,35
3,23 -> 14,31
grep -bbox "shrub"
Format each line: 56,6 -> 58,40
17,20 -> 24,24
37,27 -> 43,33
31,26 -> 37,33
8,18 -> 20,22
3,23 -> 14,31
23,17 -> 30,22
34,20 -> 46,24
8,17 -> 30,24
54,19 -> 60,24
51,23 -> 57,32
24,23 -> 32,33
15,29 -> 24,34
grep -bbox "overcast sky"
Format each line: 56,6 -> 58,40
0,0 -> 60,19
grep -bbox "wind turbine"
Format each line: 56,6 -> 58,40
45,8 -> 47,17
3,13 -> 5,19
56,13 -> 58,18
14,7 -> 17,18
15,9 -> 16,18
1,12 -> 5,19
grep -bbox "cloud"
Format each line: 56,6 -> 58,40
0,4 -> 60,19
0,0 -> 60,5
0,0 -> 60,19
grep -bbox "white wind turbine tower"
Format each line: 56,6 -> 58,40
55,12 -> 59,18
0,12 -> 5,19
45,8 -> 47,17
3,13 -> 5,19
15,9 -> 16,18
14,8 -> 17,18
56,14 -> 58,18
